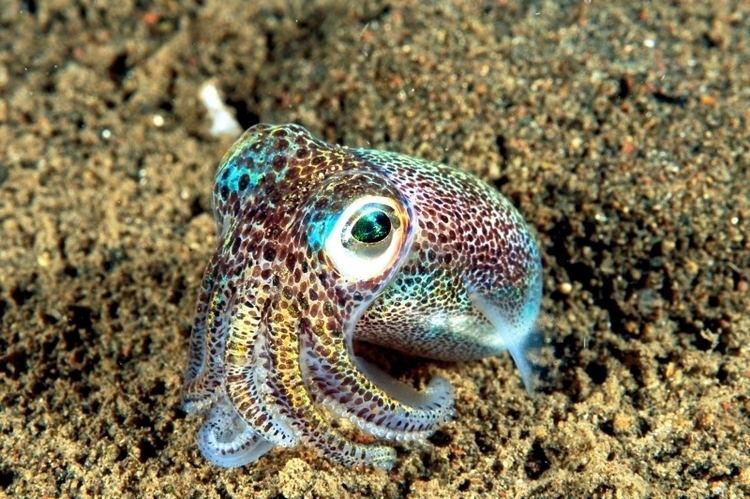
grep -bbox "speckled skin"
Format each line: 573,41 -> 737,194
181,124 -> 542,469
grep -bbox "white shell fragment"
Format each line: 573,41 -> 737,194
199,80 -> 242,137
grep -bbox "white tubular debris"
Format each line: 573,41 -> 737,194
199,80 -> 242,137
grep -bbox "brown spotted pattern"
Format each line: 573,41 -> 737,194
181,124 -> 542,469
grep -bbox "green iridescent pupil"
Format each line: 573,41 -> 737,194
351,210 -> 391,243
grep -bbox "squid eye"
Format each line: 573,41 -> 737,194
351,210 -> 391,244
324,196 -> 408,281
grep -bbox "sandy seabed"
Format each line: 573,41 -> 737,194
1,1 -> 748,497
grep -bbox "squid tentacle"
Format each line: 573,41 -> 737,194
264,312 -> 397,469
300,326 -> 454,442
182,257 -> 229,412
224,293 -> 298,448
196,399 -> 274,468
183,256 -> 215,383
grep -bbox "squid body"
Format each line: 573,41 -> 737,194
182,124 -> 542,469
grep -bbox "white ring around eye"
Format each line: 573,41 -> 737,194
324,195 -> 407,282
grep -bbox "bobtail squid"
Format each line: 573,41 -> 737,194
181,124 -> 543,469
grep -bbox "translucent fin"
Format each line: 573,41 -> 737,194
196,399 -> 274,468
470,291 -> 541,392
